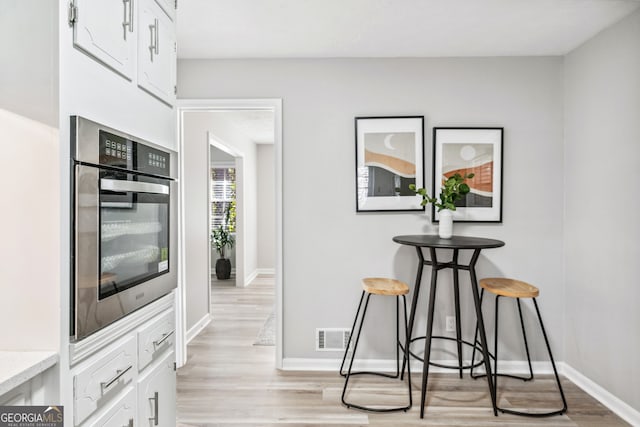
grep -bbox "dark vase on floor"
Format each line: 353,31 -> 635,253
215,258 -> 232,280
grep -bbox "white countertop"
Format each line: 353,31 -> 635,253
0,351 -> 59,396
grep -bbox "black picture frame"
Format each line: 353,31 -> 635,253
355,116 -> 425,212
432,127 -> 504,223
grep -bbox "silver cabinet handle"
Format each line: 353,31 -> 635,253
148,391 -> 159,426
124,418 -> 134,427
149,18 -> 159,61
100,365 -> 133,392
101,179 -> 169,194
149,21 -> 156,62
153,330 -> 174,348
122,0 -> 133,39
154,18 -> 159,55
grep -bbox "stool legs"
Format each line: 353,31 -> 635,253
471,293 -> 568,417
341,291 -> 412,412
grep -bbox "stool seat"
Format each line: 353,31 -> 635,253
362,278 -> 409,296
480,278 -> 539,299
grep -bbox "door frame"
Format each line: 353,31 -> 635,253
176,98 -> 283,369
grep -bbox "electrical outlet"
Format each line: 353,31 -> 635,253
445,316 -> 456,332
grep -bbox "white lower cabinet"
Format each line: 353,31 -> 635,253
0,381 -> 30,406
137,352 -> 176,427
82,387 -> 136,427
71,305 -> 176,426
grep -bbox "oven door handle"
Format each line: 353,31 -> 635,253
101,179 -> 169,195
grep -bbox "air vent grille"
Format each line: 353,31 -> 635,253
316,328 -> 351,352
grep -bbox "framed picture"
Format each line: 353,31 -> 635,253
355,116 -> 425,212
432,127 -> 503,222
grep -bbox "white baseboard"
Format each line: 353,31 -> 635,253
562,363 -> 640,426
256,268 -> 275,275
281,358 -> 554,374
186,314 -> 211,343
282,358 -> 640,425
244,269 -> 259,286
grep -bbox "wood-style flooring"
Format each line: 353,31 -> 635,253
176,276 -> 629,426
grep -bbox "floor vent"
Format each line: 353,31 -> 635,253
316,328 -> 351,352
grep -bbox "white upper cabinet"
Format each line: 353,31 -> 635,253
154,0 -> 176,22
71,0 -> 136,79
137,0 -> 177,106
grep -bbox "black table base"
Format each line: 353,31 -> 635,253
392,235 -> 505,418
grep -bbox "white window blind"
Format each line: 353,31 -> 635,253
210,167 -> 236,231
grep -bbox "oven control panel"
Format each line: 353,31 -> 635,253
99,130 -> 170,177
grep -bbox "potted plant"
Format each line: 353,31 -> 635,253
409,172 -> 474,239
212,204 -> 235,280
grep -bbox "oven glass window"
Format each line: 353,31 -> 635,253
99,178 -> 170,299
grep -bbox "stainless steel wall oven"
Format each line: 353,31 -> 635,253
71,116 -> 177,341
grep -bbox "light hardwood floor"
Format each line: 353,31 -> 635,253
176,276 -> 628,427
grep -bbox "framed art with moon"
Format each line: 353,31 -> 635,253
432,127 -> 503,222
355,116 -> 424,212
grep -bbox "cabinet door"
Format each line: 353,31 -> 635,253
137,0 -> 176,106
154,0 -> 176,22
72,0 -> 135,79
83,387 -> 135,427
138,352 -> 175,427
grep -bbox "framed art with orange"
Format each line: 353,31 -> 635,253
432,127 -> 503,223
355,116 -> 425,212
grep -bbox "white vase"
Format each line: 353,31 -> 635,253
439,209 -> 453,239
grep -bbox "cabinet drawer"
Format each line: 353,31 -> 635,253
74,336 -> 136,425
138,310 -> 175,372
81,387 -> 135,427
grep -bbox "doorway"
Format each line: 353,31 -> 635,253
176,99 -> 283,369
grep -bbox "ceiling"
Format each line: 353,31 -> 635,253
213,110 -> 275,144
177,0 -> 640,59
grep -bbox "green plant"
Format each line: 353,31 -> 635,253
212,226 -> 234,258
212,203 -> 235,258
409,173 -> 475,211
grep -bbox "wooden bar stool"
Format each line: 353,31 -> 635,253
340,278 -> 412,412
471,278 -> 568,417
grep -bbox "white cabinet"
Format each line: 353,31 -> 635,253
0,381 -> 30,406
70,302 -> 176,427
71,0 -> 136,79
154,0 -> 176,22
137,352 -> 176,427
82,387 -> 136,427
137,0 -> 177,106
74,337 -> 137,425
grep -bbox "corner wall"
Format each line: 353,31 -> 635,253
179,57 -> 565,361
564,9 -> 640,412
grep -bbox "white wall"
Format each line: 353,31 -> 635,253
179,57 -> 565,361
0,0 -> 58,127
0,110 -> 59,350
564,10 -> 640,412
257,144 -> 276,271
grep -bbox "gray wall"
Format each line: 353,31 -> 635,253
0,0 -> 58,127
564,10 -> 640,412
257,144 -> 276,271
183,113 -> 213,332
178,57 -> 565,361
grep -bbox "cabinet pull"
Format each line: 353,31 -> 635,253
124,418 -> 134,427
149,19 -> 158,62
100,365 -> 133,392
153,330 -> 174,348
148,391 -> 159,426
154,18 -> 160,55
122,0 -> 133,40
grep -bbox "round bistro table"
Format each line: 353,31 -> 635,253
392,235 -> 505,418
